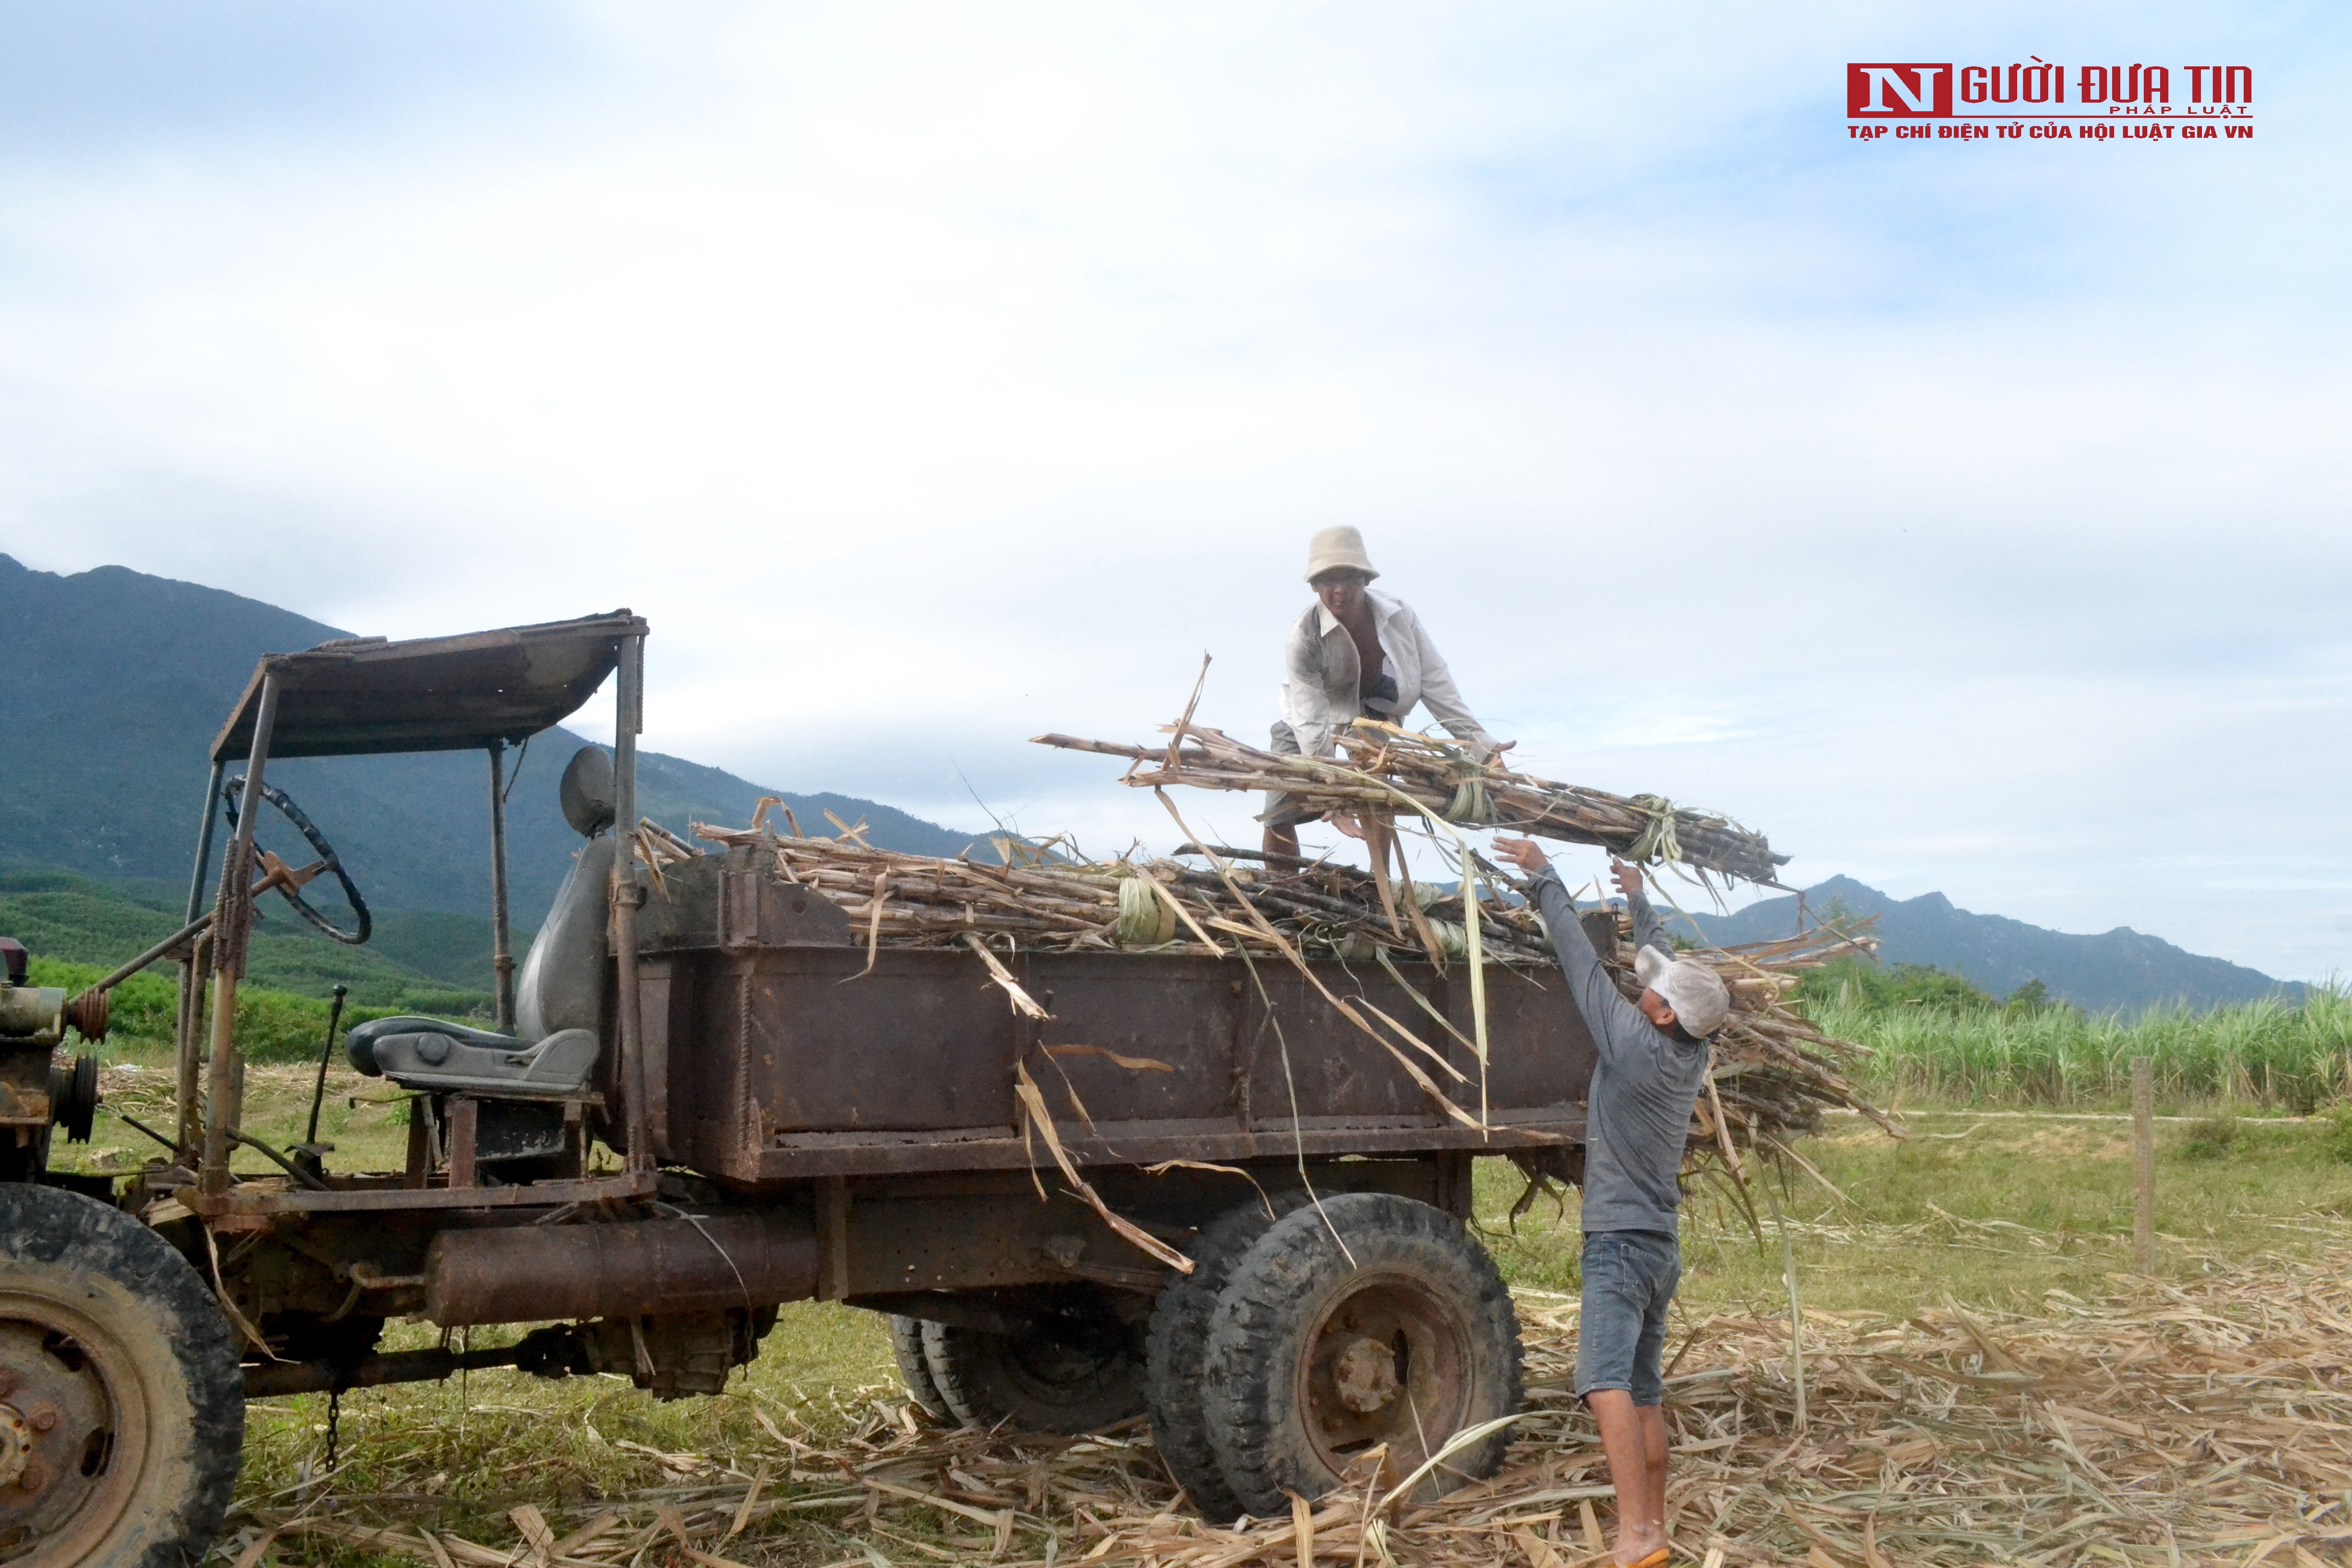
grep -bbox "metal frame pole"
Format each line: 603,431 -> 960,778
202,674 -> 278,1194
487,741 -> 516,1034
175,761 -> 225,1153
610,635 -> 650,1171
182,762 -> 227,927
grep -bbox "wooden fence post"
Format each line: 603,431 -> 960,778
2132,1056 -> 2155,1272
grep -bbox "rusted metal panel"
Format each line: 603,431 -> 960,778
1238,964 -> 1441,1124
741,1113 -> 1584,1182
190,1169 -> 660,1218
1458,964 -> 1600,1117
445,1097 -> 478,1188
211,612 -> 645,762
637,959 -> 690,1164
702,949 -> 1026,1141
841,1187 -> 1175,1297
650,938 -> 1595,1186
719,863 -> 854,949
1016,954 -> 1243,1125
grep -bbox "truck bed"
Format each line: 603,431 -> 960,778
641,942 -> 1600,1184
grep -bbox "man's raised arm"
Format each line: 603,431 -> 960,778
1492,838 -> 1651,1059
1612,860 -> 1674,959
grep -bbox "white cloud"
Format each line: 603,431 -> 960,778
2,1 -> 2346,976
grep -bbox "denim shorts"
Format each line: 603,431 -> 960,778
1575,1230 -> 1682,1407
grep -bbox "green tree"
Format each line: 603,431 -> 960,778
2005,978 -> 2053,1015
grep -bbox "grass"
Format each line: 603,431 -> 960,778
1797,957 -> 2352,1111
1488,1105 -> 2352,1317
77,1052 -> 418,1178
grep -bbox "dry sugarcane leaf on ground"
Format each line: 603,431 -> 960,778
237,1224 -> 2352,1566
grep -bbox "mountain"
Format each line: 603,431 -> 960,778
1663,874 -> 2300,1014
10,556 -> 2305,1016
632,749 -> 986,861
0,555 -> 1000,935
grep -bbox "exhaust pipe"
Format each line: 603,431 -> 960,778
425,1211 -> 819,1327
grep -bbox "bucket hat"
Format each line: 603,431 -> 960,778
1305,526 -> 1379,583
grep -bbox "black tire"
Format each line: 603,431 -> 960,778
1144,1192 -> 1307,1523
888,1315 -> 952,1423
920,1289 -> 1147,1435
0,1184 -> 244,1566
1202,1192 -> 1522,1516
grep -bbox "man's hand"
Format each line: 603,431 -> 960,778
1491,837 -> 1550,875
1610,860 -> 1643,900
1329,813 -> 1365,842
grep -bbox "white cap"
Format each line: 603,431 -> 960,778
1634,944 -> 1732,1037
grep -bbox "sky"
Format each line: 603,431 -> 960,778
4,3 -> 2346,979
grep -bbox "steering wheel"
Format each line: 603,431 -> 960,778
222,777 -> 373,945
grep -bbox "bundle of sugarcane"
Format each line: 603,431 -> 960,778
1635,919 -> 1898,1148
1033,721 -> 1789,887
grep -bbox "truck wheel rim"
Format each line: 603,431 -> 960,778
0,1290 -> 152,1566
1296,1269 -> 1473,1482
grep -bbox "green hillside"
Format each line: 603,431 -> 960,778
0,866 -> 495,1013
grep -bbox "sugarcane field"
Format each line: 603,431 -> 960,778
0,9 -> 2337,1568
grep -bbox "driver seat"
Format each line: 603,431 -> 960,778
343,746 -> 618,1098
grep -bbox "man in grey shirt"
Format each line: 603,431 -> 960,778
1492,837 -> 1731,1568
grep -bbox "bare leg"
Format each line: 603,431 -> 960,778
1638,1403 -> 1670,1544
1586,1390 -> 1668,1565
1263,823 -> 1301,860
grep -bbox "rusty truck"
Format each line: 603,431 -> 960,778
0,612 -> 1608,1564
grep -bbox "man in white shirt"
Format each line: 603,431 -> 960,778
1263,527 -> 1509,859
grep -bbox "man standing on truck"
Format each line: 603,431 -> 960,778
1263,526 -> 1510,859
1490,837 -> 1731,1568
